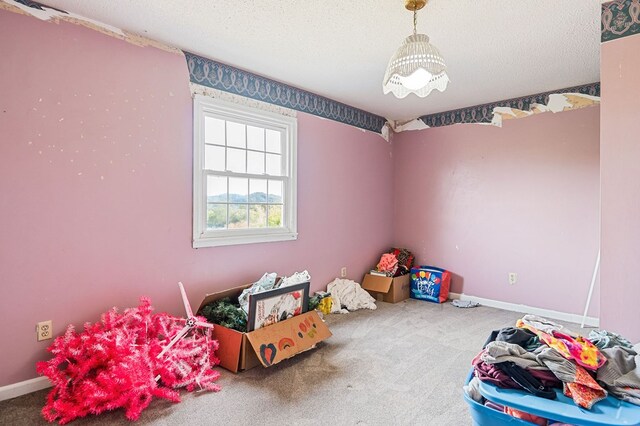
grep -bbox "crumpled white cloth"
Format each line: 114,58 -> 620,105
280,270 -> 311,288
464,376 -> 483,403
327,278 -> 377,313
521,314 -> 577,337
239,272 -> 278,314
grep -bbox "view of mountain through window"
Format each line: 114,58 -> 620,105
204,117 -> 284,230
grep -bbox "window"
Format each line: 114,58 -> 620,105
193,95 -> 297,247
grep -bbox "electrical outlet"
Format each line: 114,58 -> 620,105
37,320 -> 53,341
340,267 -> 347,278
508,272 -> 518,285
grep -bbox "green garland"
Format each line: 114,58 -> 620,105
198,297 -> 247,332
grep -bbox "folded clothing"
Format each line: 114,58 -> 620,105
589,329 -> 634,350
597,345 -> 640,406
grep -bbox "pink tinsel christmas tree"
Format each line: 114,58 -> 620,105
36,297 -> 220,424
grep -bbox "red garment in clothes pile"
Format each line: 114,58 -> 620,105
472,350 -> 562,390
504,407 -> 548,426
372,248 -> 415,277
376,253 -> 398,275
388,248 -> 414,275
562,364 -> 607,409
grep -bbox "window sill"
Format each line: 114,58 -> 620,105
193,230 -> 298,248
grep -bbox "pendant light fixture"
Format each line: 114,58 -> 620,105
383,0 -> 449,98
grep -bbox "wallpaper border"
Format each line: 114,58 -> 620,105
184,51 -> 387,134
602,0 -> 640,42
419,83 -> 600,128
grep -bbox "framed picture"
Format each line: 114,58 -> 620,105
247,282 -> 310,332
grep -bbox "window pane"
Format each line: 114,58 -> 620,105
205,145 -> 225,171
229,177 -> 248,203
227,121 -> 246,148
207,204 -> 227,230
207,176 -> 227,202
268,204 -> 283,228
247,126 -> 264,151
265,129 -> 281,153
268,180 -> 283,203
205,117 -> 225,146
229,204 -> 248,229
249,204 -> 267,228
227,148 -> 246,173
266,153 -> 282,176
247,151 -> 265,175
249,179 -> 267,202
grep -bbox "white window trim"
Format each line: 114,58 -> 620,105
192,95 -> 298,248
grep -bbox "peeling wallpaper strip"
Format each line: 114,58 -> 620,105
419,83 -> 600,128
1,0 -> 180,53
488,93 -> 600,128
602,0 -> 640,42
184,52 -> 387,134
1,0 -> 386,134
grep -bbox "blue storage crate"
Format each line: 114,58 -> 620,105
464,369 -> 640,426
464,370 -> 534,426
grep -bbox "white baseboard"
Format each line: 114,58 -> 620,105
448,292 -> 600,327
0,294 -> 600,402
0,376 -> 51,402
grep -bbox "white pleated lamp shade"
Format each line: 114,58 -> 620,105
383,33 -> 450,98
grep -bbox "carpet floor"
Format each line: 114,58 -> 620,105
0,299 -> 586,425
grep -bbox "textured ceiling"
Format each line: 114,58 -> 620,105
42,0 -> 603,121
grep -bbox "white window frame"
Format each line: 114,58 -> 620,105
192,95 -> 297,248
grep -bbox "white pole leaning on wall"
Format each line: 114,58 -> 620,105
581,249 -> 600,328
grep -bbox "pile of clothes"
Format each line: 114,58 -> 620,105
371,248 -> 415,277
465,315 -> 640,425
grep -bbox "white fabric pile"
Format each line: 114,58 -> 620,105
237,271 -> 312,314
279,270 -> 311,288
238,272 -> 278,314
327,278 -> 377,313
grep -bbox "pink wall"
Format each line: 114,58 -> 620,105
600,34 -> 640,342
0,10 -> 393,386
393,108 -> 601,316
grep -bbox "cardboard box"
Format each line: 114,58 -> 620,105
361,273 -> 411,303
197,284 -> 332,373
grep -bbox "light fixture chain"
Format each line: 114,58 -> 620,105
413,9 -> 417,35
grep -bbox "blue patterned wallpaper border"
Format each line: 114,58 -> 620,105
419,83 -> 600,128
602,0 -> 640,42
184,52 -> 387,134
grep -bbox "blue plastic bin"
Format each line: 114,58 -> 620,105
464,371 -> 534,426
464,370 -> 640,426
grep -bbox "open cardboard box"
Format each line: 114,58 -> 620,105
361,273 -> 411,303
197,283 -> 332,373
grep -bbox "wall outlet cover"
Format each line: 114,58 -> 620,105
37,320 -> 53,341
